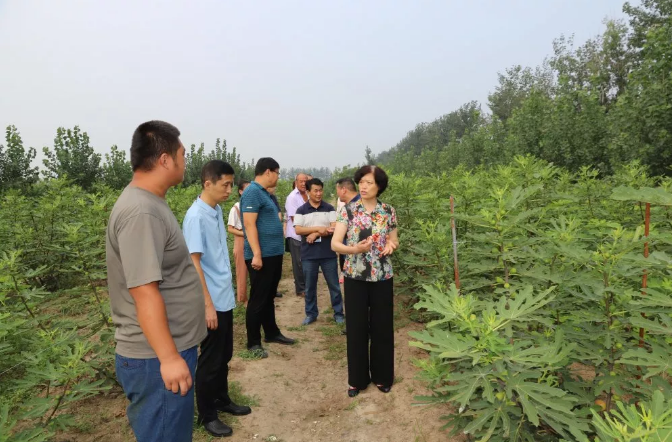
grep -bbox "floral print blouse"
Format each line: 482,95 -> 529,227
336,199 -> 397,282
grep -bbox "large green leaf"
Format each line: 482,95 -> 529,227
610,186 -> 672,205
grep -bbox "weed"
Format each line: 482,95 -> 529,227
236,348 -> 266,360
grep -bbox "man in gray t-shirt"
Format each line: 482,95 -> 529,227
106,120 -> 206,442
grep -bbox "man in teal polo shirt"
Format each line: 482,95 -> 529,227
241,157 -> 295,357
183,160 -> 251,438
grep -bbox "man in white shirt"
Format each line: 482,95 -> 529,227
284,173 -> 309,297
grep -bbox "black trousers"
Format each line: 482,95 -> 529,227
344,277 -> 394,389
196,310 -> 233,423
288,238 -> 305,294
245,255 -> 282,348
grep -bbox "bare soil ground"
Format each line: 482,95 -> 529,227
55,256 -> 459,442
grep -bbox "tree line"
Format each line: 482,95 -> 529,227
0,126 -> 260,192
375,0 -> 672,177
0,124 -> 338,193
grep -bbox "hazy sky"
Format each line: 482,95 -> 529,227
0,0 -> 630,170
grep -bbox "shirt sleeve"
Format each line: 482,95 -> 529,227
292,205 -> 305,226
388,205 -> 397,230
285,193 -> 300,218
182,212 -> 205,255
116,213 -> 166,289
228,204 -> 241,229
241,188 -> 262,213
336,205 -> 348,226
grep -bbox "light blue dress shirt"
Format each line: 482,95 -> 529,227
182,197 -> 236,313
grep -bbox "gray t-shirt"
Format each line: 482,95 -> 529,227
106,186 -> 207,358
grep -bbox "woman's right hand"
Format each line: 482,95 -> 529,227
353,237 -> 373,253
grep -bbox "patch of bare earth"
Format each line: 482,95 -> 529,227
55,256 -> 460,442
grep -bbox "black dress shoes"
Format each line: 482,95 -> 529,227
264,333 -> 295,345
203,419 -> 233,437
216,400 -> 252,416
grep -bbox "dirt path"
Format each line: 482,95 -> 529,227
57,256 -> 458,442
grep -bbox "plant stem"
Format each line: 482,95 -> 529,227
12,275 -> 48,334
44,379 -> 72,426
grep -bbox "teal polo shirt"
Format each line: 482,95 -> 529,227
182,197 -> 236,312
241,181 -> 284,260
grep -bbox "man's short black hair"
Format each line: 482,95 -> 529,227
306,178 -> 324,191
130,120 -> 182,172
238,179 -> 250,189
254,157 -> 280,176
201,160 -> 235,187
336,177 -> 356,192
354,165 -> 389,196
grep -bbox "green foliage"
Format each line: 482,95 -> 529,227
376,101 -> 483,167
487,63 -> 554,122
589,390 -> 672,441
385,157 -> 672,440
183,138 -> 254,187
377,2 -> 672,177
610,6 -> 672,177
42,126 -> 102,190
0,180 -> 116,439
101,145 -> 132,189
0,126 -> 39,191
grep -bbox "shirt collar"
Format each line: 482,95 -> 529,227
196,196 -> 218,217
354,198 -> 382,214
307,200 -> 327,211
291,188 -> 306,200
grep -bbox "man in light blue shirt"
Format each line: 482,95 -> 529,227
183,160 -> 251,438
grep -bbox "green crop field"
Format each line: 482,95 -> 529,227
2,0 -> 672,440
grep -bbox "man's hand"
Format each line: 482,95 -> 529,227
354,237 -> 373,253
251,254 -> 263,270
160,354 -> 193,396
327,226 -> 335,234
307,232 -> 320,243
317,227 -> 329,236
205,303 -> 218,330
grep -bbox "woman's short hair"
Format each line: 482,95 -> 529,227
354,165 -> 389,196
238,179 -> 250,191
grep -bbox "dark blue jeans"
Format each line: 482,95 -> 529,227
303,257 -> 345,320
115,346 -> 198,442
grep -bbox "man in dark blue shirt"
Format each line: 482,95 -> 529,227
293,178 -> 345,325
241,158 -> 295,356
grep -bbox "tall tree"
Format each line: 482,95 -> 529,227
42,126 -> 101,190
488,63 -> 555,122
550,21 -> 632,107
611,7 -> 672,175
101,145 -> 132,189
623,0 -> 672,53
364,146 -> 375,164
0,125 -> 39,191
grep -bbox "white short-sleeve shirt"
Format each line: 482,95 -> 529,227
227,202 -> 242,230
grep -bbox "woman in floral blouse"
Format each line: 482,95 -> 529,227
331,165 -> 399,397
